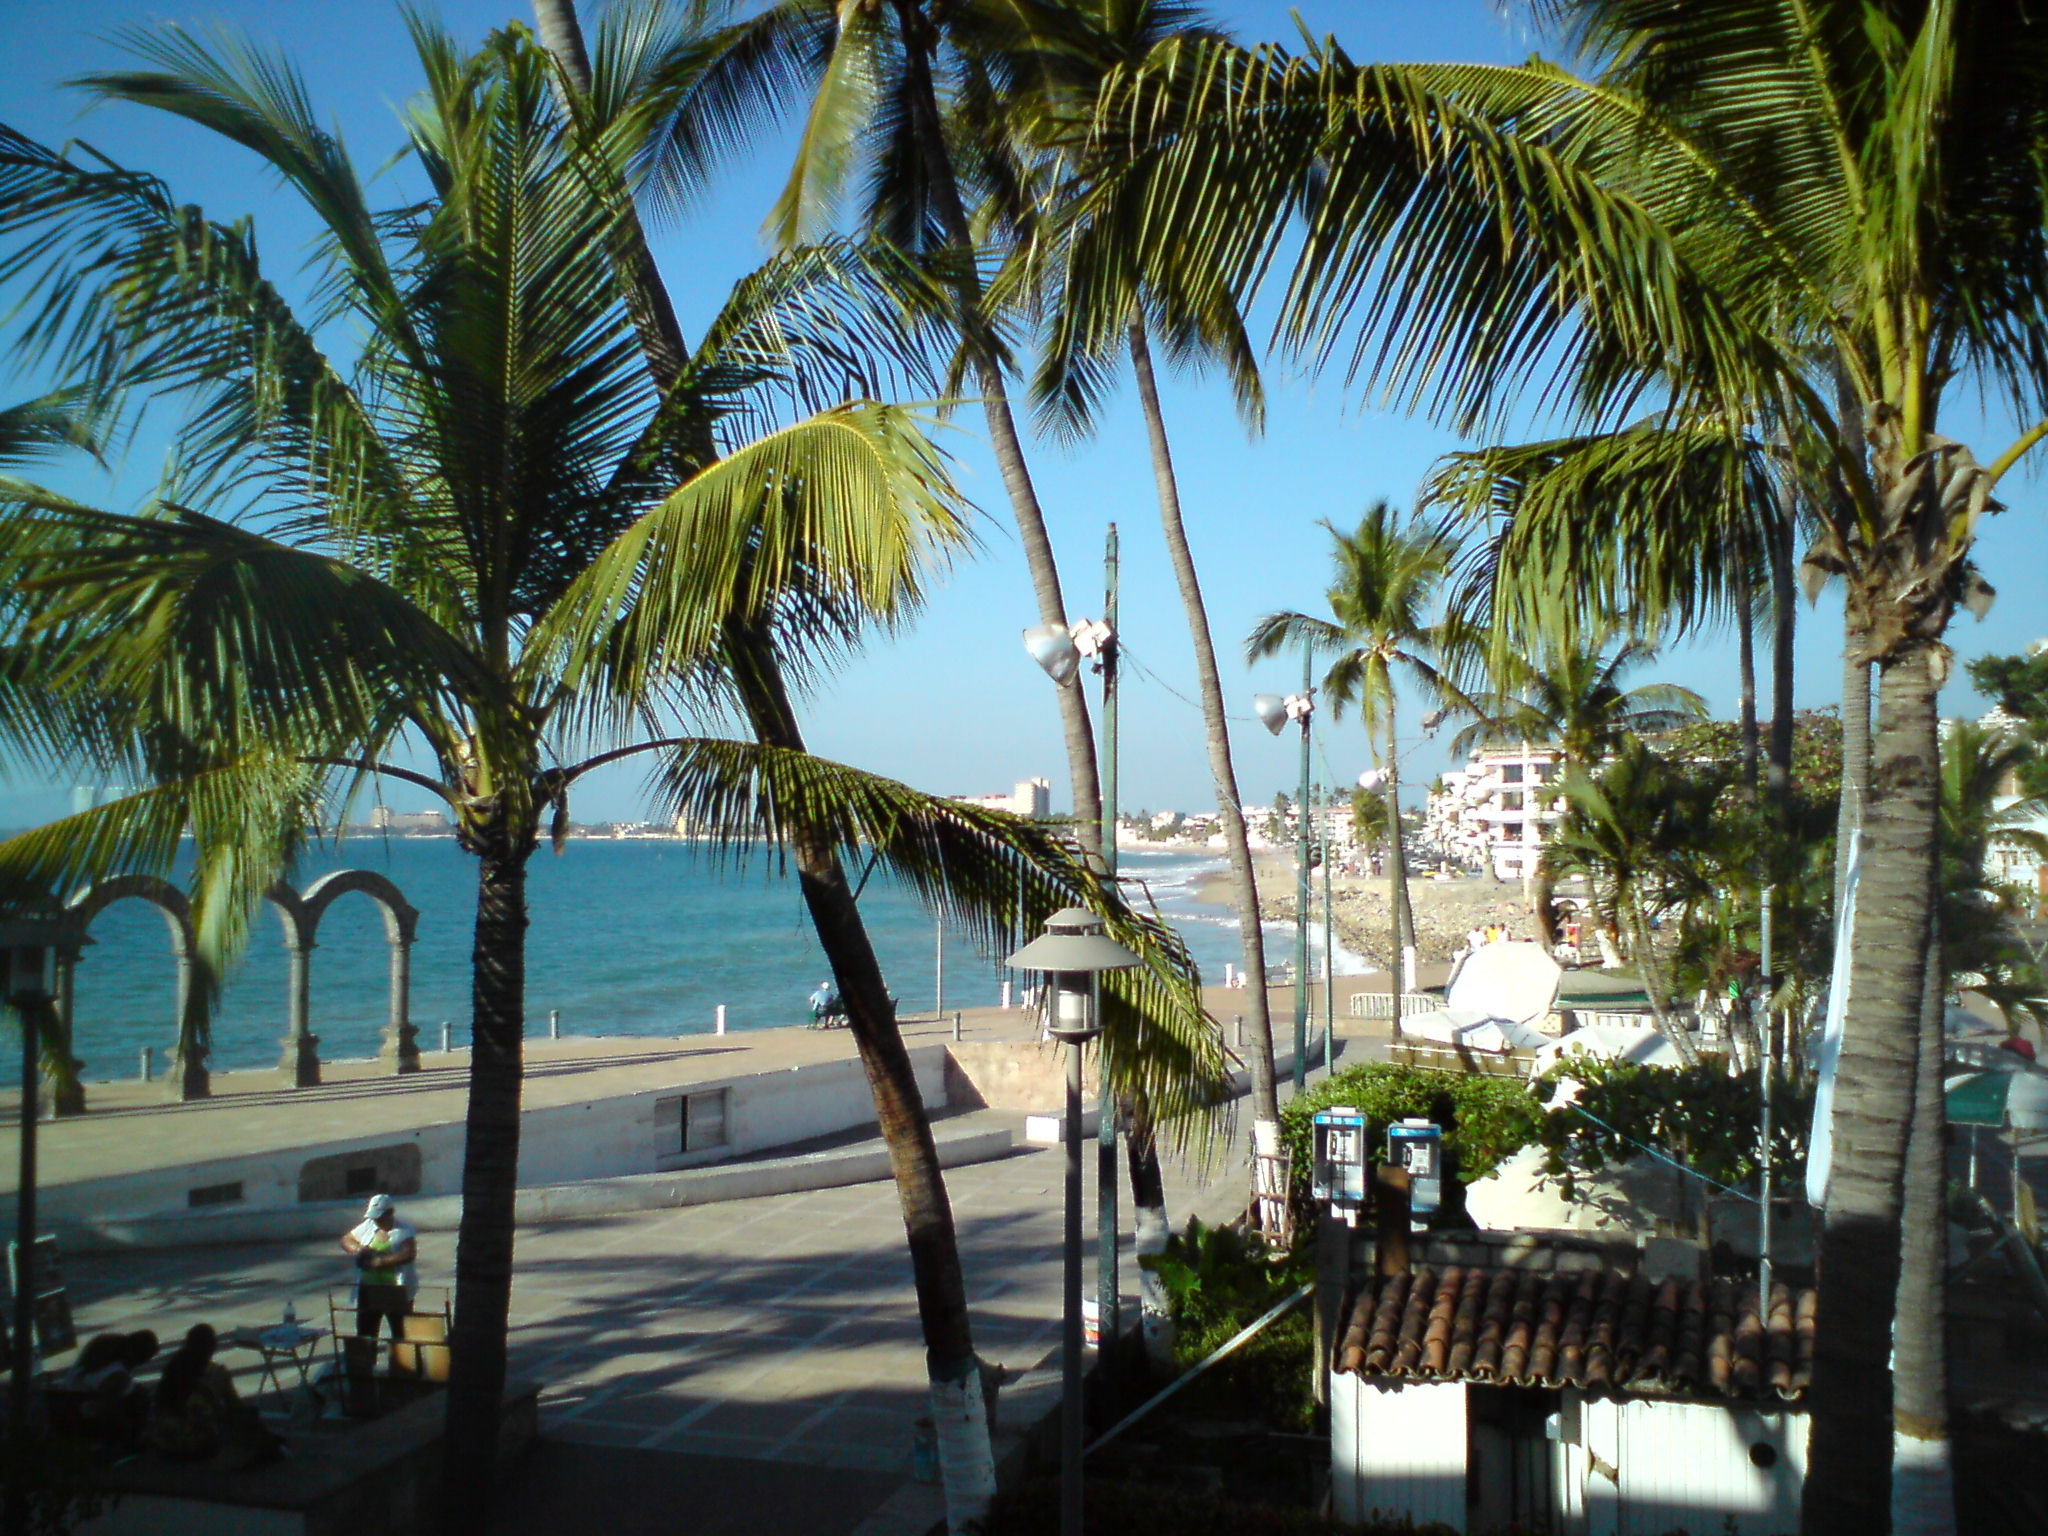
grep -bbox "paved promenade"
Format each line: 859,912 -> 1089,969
33,979 -> 1399,1532
61,1099 -> 1265,1535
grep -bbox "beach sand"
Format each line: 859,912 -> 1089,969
1194,857 -> 1545,970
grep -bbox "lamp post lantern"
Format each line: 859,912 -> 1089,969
1008,908 -> 1140,1536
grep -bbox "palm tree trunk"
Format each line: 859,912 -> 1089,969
894,6 -> 1102,857
1124,1095 -> 1176,1377
532,0 -> 691,388
1768,492 -> 1798,816
1531,862 -> 1559,950
1384,701 -> 1408,1018
1737,560 -> 1760,791
440,835 -> 531,1536
1892,898 -> 1954,1534
732,633 -> 994,1531
531,17 -> 993,1518
1126,324 -> 1278,1121
1627,892 -> 1698,1067
1804,643 -> 1941,1535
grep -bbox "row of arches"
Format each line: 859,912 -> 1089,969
48,870 -> 421,1110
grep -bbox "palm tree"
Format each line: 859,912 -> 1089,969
1059,8 -> 2048,1521
1246,504 -> 1460,1012
1425,413 -> 1806,806
1448,628 -> 1705,942
1542,742 -> 1715,1064
991,0 -> 1288,1202
525,6 -> 1222,1514
0,29 -> 1218,1534
671,0 -> 1109,866
1937,719 -> 2048,1016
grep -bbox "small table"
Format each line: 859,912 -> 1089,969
224,1323 -> 329,1396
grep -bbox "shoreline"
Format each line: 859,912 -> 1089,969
1179,851 -> 1547,971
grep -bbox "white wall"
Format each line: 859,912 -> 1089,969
1331,1377 -> 1469,1532
22,1046 -> 950,1227
1330,1377 -> 1807,1536
1573,1395 -> 1807,1536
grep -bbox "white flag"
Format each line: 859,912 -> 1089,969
1806,828 -> 1861,1208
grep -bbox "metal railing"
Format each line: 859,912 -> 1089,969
1347,992 -> 1440,1020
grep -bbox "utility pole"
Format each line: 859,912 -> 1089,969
1098,525 -> 1120,1375
1322,790 -> 1336,1072
1294,645 -> 1313,1093
1758,884 -> 1775,1324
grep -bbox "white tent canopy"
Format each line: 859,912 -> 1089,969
1401,941 -> 1563,1054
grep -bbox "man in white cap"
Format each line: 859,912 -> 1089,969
339,1194 -> 417,1340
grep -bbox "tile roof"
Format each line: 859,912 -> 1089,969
1332,1265 -> 1815,1403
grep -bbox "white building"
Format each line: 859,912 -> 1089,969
1330,1241 -> 1810,1534
367,807 -> 448,834
954,777 -> 1051,818
1427,746 -> 1568,879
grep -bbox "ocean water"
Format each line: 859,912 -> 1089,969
62,842 -> 1341,1079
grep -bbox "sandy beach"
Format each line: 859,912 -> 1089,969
1193,854 -> 1545,970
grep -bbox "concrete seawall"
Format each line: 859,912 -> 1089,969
54,1117 -> 1017,1254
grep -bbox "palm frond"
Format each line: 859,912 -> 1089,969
533,401 -> 972,729
645,737 -> 1228,1130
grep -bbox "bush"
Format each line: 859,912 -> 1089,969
1279,1063 -> 1544,1216
1533,1057 -> 1811,1197
1143,1216 -> 1315,1430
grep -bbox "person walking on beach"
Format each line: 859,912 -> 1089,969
808,978 -> 840,1027
340,1194 -> 417,1339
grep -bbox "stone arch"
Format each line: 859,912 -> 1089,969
301,869 -> 420,948
61,875 -> 209,1102
286,870 -> 423,1080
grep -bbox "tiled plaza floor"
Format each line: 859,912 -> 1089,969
64,1130 -> 1252,1533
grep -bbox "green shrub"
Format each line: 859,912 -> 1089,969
1532,1058 -> 1811,1196
1142,1216 -> 1315,1429
1279,1062 -> 1543,1214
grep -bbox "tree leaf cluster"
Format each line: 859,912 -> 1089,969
1138,1213 -> 1314,1429
1532,1058 -> 1811,1201
1279,1061 -> 1544,1211
1966,649 -> 2048,799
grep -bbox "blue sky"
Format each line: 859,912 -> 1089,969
3,0 -> 2044,827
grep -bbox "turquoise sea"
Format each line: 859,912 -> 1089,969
62,841 -> 1318,1078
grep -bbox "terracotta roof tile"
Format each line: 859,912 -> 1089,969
1332,1265 -> 1815,1403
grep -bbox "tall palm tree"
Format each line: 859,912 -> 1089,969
1937,719 -> 2048,1014
669,0 -> 1108,865
525,5 -> 1222,1516
1543,742 -> 1716,1063
1246,505 -> 1460,1008
0,29 -> 1218,1534
1448,628 -> 1706,941
1059,7 -> 2048,1522
1002,0 -> 1286,1145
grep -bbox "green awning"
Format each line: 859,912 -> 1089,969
1946,1071 -> 2010,1128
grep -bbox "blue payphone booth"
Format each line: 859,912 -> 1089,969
1386,1117 -> 1443,1217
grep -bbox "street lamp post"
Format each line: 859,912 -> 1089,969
1096,529 -> 1120,1378
1008,909 -> 1141,1536
4,913 -> 61,1536
1023,528 -> 1123,1383
1254,651 -> 1315,1092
